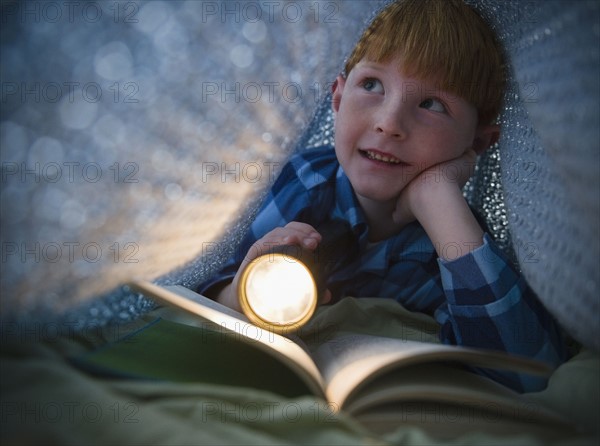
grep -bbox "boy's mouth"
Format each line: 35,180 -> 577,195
359,149 -> 404,165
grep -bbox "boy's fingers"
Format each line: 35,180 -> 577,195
281,222 -> 321,249
284,222 -> 322,240
283,235 -> 318,250
255,223 -> 321,254
320,289 -> 332,305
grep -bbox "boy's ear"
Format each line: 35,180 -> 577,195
472,124 -> 500,155
331,75 -> 346,114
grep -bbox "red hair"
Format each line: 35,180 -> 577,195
344,0 -> 506,124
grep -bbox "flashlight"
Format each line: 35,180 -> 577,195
237,219 -> 354,333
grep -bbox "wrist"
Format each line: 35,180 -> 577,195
410,178 -> 463,223
412,185 -> 484,261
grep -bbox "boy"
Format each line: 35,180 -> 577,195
197,0 -> 566,392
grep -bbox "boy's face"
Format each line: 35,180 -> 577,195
332,55 -> 492,208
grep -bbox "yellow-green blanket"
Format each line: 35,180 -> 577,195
2,298 -> 598,445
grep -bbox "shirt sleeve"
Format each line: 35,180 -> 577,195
434,233 -> 568,392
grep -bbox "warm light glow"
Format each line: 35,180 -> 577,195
244,255 -> 316,325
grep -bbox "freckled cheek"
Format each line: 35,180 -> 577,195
334,119 -> 362,149
412,134 -> 464,167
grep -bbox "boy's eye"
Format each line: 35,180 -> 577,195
361,78 -> 383,93
420,98 -> 446,113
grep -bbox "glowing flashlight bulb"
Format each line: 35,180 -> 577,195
246,255 -> 316,325
239,254 -> 317,332
237,219 -> 354,333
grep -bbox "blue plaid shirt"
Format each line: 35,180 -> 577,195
199,147 -> 567,392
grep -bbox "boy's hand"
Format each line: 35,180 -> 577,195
248,221 -> 323,254
216,222 -> 333,310
393,149 -> 478,226
392,149 -> 484,261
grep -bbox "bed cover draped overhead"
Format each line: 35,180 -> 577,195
1,0 -> 598,354
1,2 -> 599,445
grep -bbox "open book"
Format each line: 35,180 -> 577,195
76,280 -> 574,438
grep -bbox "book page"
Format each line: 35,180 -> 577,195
164,285 -> 311,350
340,363 -> 571,428
309,333 -> 552,408
347,364 -> 575,439
74,317 -> 320,398
164,284 -> 250,322
127,280 -> 327,398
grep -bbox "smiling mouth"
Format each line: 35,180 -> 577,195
359,149 -> 404,165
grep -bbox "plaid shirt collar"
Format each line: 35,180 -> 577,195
329,162 -> 433,278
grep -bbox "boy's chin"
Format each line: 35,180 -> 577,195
353,185 -> 405,207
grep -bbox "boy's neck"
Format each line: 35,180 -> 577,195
357,195 -> 405,242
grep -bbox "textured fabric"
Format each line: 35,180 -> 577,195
286,0 -> 600,353
1,1 -> 597,355
490,0 -> 600,352
198,147 -> 567,392
3,300 -> 596,445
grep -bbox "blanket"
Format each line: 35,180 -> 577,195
2,298 -> 598,445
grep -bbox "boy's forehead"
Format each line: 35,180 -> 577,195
352,55 -> 475,110
353,59 -> 389,72
344,0 -> 506,124
354,56 -> 446,86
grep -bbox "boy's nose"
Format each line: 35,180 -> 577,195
373,100 -> 407,138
